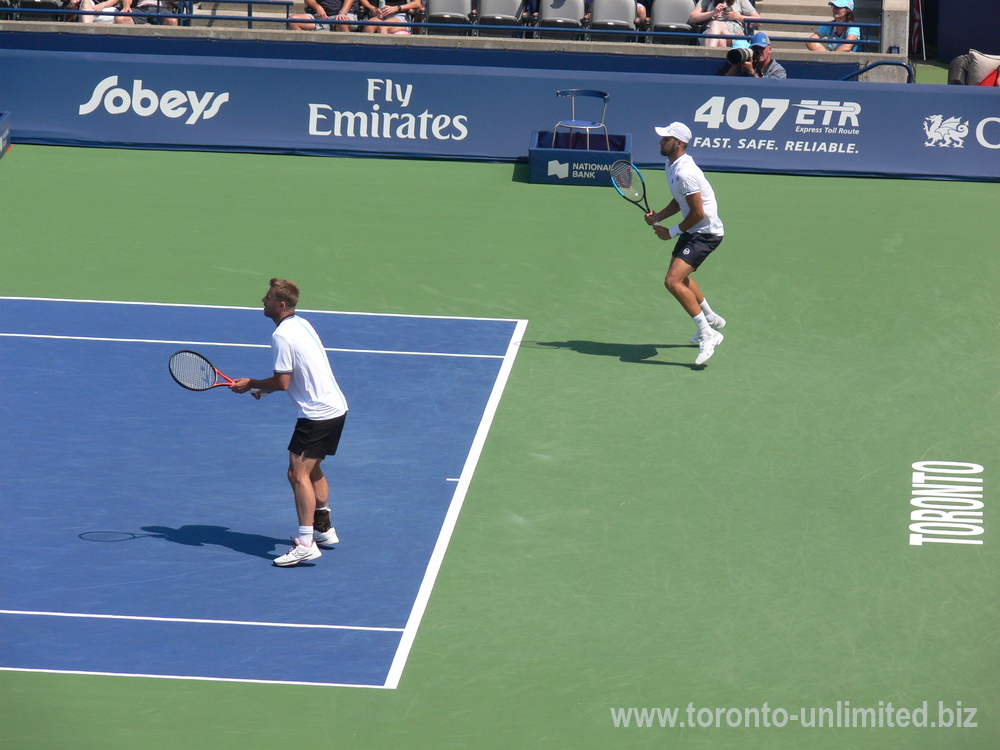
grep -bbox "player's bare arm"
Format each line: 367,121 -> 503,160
679,191 -> 706,231
230,372 -> 291,394
646,198 -> 680,226
653,192 -> 705,241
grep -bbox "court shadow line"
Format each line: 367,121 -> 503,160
528,340 -> 700,369
139,525 -> 290,561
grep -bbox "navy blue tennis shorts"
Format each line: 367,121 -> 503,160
672,232 -> 724,270
288,414 -> 346,459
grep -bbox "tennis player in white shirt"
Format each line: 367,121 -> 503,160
644,122 -> 728,365
231,278 -> 349,566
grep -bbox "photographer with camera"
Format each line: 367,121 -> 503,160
721,32 -> 787,78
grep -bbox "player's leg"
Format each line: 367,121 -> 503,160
273,451 -> 324,566
311,462 -> 340,544
684,275 -> 705,306
311,462 -> 329,513
288,451 -> 322,529
684,275 -> 727,341
664,257 -> 701,317
285,414 -> 346,552
666,257 -> 723,364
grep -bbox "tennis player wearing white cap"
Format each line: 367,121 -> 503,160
644,122 -> 727,365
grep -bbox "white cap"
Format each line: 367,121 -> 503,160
654,122 -> 692,143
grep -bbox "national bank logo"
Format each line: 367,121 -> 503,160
922,115 -> 969,148
79,76 -> 230,124
547,160 -> 569,179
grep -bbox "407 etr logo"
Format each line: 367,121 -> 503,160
692,96 -> 861,133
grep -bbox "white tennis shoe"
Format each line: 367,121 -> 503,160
689,315 -> 726,343
314,527 -> 340,546
273,538 -> 322,567
695,330 -> 724,365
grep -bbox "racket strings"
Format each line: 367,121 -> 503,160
169,351 -> 217,390
611,162 -> 643,201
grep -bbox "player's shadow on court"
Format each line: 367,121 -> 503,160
140,525 -> 290,561
530,340 -> 699,368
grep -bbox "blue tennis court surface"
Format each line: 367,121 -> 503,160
0,298 -> 526,688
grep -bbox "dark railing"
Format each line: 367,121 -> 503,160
186,0 -> 293,29
745,16 -> 880,48
1,1 -> 293,24
840,60 -> 914,82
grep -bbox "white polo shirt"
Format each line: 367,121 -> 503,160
666,153 -> 725,236
272,315 -> 348,421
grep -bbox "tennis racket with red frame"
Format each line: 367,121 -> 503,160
169,350 -> 237,391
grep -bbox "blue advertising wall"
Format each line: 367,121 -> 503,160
1,31 -> 998,181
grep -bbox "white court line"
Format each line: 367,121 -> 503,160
383,318 -> 528,690
0,667 -> 392,690
0,610 -> 403,633
0,296 -> 516,322
0,333 -> 504,359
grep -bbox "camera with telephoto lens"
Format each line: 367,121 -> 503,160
727,47 -> 753,64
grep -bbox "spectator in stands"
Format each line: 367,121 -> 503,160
68,0 -> 125,22
118,0 -> 179,25
288,0 -> 357,31
358,0 -> 420,33
721,32 -> 787,77
806,0 -> 861,52
689,0 -> 760,48
635,0 -> 649,28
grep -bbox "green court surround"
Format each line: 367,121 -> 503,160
1,145 -> 997,750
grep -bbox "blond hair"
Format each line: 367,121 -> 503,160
269,278 -> 300,308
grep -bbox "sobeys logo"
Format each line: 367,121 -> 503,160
79,76 -> 230,124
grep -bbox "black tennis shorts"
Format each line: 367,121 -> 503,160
288,414 -> 346,459
672,232 -> 724,270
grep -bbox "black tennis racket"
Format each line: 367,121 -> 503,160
610,160 -> 651,215
168,349 -> 236,391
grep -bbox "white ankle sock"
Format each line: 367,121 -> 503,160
700,299 -> 718,322
298,526 -> 314,545
693,312 -> 713,337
